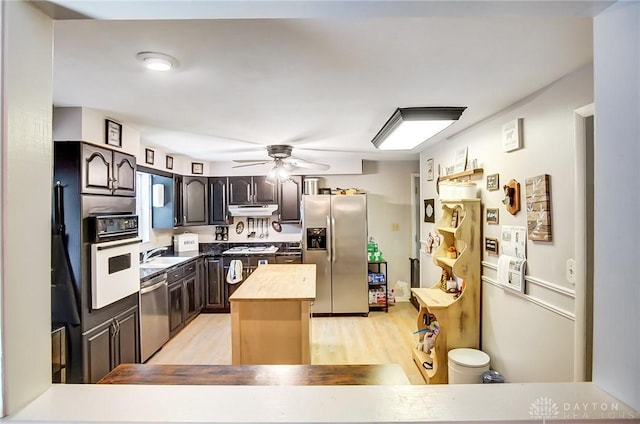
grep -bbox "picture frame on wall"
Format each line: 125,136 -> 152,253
145,148 -> 154,165
426,158 -> 434,181
453,147 -> 468,173
486,208 -> 499,225
105,119 -> 122,147
424,199 -> 435,223
486,173 -> 500,191
191,162 -> 203,175
485,237 -> 499,255
502,118 -> 523,152
166,155 -> 174,170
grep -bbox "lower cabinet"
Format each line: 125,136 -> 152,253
204,257 -> 224,311
196,258 -> 205,312
168,260 -> 199,338
82,305 -> 139,384
168,280 -> 185,338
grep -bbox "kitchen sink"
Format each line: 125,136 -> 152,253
140,256 -> 188,268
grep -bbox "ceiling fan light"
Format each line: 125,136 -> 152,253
371,107 -> 466,150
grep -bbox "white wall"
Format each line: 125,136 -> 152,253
2,1 -> 53,415
319,160 -> 419,287
419,64 -> 594,382
592,1 -> 640,410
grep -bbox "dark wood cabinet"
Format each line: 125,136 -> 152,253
228,176 -> 277,205
278,175 -> 302,223
208,177 -> 228,224
184,274 -> 197,323
82,305 -> 139,384
195,258 -> 205,312
168,280 -> 184,337
173,174 -> 183,226
205,257 -> 224,311
182,176 -> 208,226
81,143 -> 136,197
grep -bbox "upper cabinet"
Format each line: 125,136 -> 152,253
278,176 -> 302,223
182,176 -> 208,226
209,177 -> 229,224
82,143 -> 136,197
229,176 -> 277,205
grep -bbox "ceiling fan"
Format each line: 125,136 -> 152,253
232,145 -> 330,171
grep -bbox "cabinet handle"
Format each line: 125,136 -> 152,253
183,215 -> 187,223
174,217 -> 177,226
246,185 -> 251,202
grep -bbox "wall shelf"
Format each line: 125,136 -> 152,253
437,167 -> 484,183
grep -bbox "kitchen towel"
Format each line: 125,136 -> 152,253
226,260 -> 243,284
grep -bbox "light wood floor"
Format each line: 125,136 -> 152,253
148,301 -> 425,385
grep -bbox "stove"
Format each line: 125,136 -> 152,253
223,245 -> 279,255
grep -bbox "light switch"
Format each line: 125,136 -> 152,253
566,259 -> 576,284
391,223 -> 400,232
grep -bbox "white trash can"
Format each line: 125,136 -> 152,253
448,348 -> 490,384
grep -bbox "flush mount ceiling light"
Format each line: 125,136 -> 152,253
136,51 -> 178,71
371,107 -> 467,150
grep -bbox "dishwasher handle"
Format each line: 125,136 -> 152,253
140,280 -> 167,294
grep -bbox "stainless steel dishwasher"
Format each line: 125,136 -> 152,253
139,272 -> 169,362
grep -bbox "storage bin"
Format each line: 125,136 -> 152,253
448,348 -> 490,384
173,233 -> 199,252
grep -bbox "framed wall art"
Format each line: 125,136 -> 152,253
486,208 -> 499,225
145,148 -> 154,165
525,174 -> 552,241
486,173 -> 500,191
426,158 -> 434,181
191,162 -> 204,175
166,155 -> 174,170
485,237 -> 499,255
105,119 -> 122,147
502,118 -> 523,152
453,147 -> 468,173
424,199 -> 435,223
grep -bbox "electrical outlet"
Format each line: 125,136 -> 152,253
566,259 -> 576,284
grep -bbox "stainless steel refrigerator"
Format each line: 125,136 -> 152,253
302,194 -> 368,314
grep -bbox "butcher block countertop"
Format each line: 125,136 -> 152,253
229,264 -> 316,302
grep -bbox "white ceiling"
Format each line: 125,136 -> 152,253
45,1 -> 608,164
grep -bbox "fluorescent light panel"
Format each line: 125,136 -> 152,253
371,107 -> 466,150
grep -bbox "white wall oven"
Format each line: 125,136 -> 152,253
89,214 -> 141,309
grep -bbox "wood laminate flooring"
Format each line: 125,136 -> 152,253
148,301 -> 425,385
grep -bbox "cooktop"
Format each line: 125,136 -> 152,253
223,245 -> 279,255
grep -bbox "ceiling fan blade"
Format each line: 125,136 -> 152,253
233,159 -> 270,163
285,157 -> 330,171
232,161 -> 270,168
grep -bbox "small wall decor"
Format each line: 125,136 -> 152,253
426,158 -> 434,181
425,232 -> 435,254
166,155 -> 174,170
485,237 -> 499,255
191,162 -> 203,175
502,118 -> 523,152
145,148 -> 154,165
486,208 -> 499,225
502,179 -> 521,215
450,209 -> 459,227
525,174 -> 552,241
486,173 -> 500,191
424,199 -> 435,223
453,146 -> 468,173
105,119 -> 122,147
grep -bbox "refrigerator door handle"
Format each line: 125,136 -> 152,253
326,215 -> 332,262
331,216 -> 336,263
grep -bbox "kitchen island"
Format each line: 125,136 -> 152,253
229,263 -> 316,365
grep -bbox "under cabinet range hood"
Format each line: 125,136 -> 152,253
228,204 -> 278,217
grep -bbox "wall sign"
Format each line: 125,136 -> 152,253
525,174 -> 552,241
486,173 -> 500,191
485,237 -> 499,255
424,199 -> 435,223
486,208 -> 499,225
502,118 -> 523,152
105,119 -> 122,147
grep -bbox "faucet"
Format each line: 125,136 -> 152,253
141,246 -> 168,263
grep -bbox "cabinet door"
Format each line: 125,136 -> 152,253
114,307 -> 139,365
253,176 -> 278,204
168,282 -> 184,337
278,176 -> 302,222
183,275 -> 197,323
183,176 -> 208,226
112,151 -> 136,196
82,320 -> 115,383
174,175 -> 183,226
209,177 -> 228,224
81,144 -> 112,195
205,258 -> 224,309
228,177 -> 252,204
196,258 -> 205,312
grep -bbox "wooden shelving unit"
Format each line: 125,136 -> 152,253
411,199 -> 481,384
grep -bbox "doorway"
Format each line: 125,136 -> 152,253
573,103 -> 594,381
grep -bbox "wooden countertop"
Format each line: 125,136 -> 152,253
98,364 -> 410,385
229,264 -> 316,301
